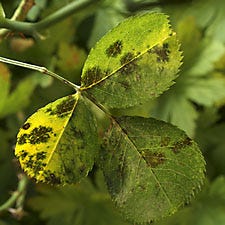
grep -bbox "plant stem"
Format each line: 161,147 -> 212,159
0,0 -> 100,35
0,56 -> 80,91
0,174 -> 28,213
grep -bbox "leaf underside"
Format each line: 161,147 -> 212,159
101,116 -> 205,223
15,93 -> 99,185
81,12 -> 182,109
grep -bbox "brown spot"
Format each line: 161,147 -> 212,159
83,67 -> 109,86
17,134 -> 29,145
119,52 -> 138,75
171,137 -> 192,154
50,95 -> 75,118
105,40 -> 123,57
44,171 -> 61,185
22,123 -> 31,130
29,126 -> 53,144
36,151 -> 47,160
141,151 -> 166,168
150,43 -> 170,62
18,150 -> 28,160
160,137 -> 170,147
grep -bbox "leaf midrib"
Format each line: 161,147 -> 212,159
112,118 -> 174,208
80,33 -> 174,91
43,94 -> 79,173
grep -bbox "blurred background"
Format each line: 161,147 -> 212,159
1,0 -> 225,224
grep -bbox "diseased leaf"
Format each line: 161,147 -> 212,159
101,116 -> 205,223
81,12 -> 182,109
15,93 -> 99,185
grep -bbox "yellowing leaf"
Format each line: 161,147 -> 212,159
15,93 -> 99,185
101,116 -> 205,223
81,13 -> 182,109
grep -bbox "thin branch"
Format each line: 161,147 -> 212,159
125,0 -> 192,12
0,0 -> 35,37
0,56 -> 80,91
0,174 -> 28,213
0,0 -> 100,36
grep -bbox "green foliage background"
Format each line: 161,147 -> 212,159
0,0 -> 225,224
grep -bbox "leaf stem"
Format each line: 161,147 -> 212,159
0,174 -> 28,213
0,56 -> 80,91
0,0 -> 100,35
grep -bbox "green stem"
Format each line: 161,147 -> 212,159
0,174 -> 28,212
0,56 -> 80,91
0,0 -> 100,35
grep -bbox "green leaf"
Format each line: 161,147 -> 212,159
15,93 -> 99,185
29,177 -> 130,225
0,75 -> 38,118
101,116 -> 205,223
154,176 -> 225,225
0,3 -> 5,19
81,12 -> 182,109
188,40 -> 225,76
153,88 -> 199,137
186,77 -> 225,106
87,7 -> 124,48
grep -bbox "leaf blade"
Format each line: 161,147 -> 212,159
81,13 -> 182,109
101,116 -> 205,223
15,93 -> 99,184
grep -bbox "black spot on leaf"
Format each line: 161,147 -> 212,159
171,137 -> 192,154
29,126 -> 53,144
160,137 -> 171,147
141,151 -> 166,167
49,173 -> 61,185
17,133 -> 29,145
18,150 -> 28,160
149,43 -> 170,62
36,151 -> 47,160
22,123 -> 31,130
105,40 -> 123,57
50,96 -> 75,118
43,171 -> 61,185
83,67 -> 110,86
119,52 -> 138,75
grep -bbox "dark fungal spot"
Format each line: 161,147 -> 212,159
49,173 -> 61,185
83,67 -> 108,86
50,96 -> 75,118
141,151 -> 166,168
17,133 -> 29,145
22,123 -> 31,130
29,126 -> 53,144
160,136 -> 171,147
150,43 -> 170,62
119,52 -> 138,75
120,52 -> 134,64
36,151 -> 47,160
26,155 -> 35,168
43,170 -> 61,185
19,150 -> 28,160
45,108 -> 52,113
105,40 -> 123,57
171,137 -> 192,154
